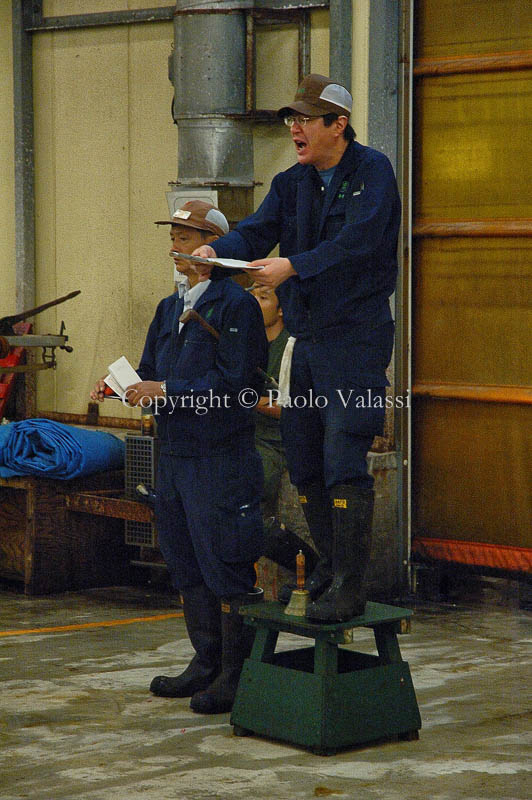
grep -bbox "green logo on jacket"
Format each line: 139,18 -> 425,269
337,180 -> 349,200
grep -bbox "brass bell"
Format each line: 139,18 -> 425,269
284,550 -> 310,616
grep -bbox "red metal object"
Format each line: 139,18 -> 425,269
412,537 -> 532,573
0,322 -> 31,421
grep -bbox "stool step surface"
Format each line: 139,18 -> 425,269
240,600 -> 413,639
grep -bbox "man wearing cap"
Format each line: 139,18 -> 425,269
192,74 -> 401,624
91,200 -> 268,715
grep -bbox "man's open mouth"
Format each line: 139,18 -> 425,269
294,139 -> 306,151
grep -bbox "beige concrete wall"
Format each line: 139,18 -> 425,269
254,8 -> 330,208
33,2 -> 176,416
0,2 -> 15,318
3,1 -> 370,417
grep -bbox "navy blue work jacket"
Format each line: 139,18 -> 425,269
137,279 -> 268,456
212,141 -> 400,382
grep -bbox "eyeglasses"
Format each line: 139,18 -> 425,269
283,115 -> 321,127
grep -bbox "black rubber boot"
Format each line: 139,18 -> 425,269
190,587 -> 264,714
306,486 -> 374,623
150,583 -> 222,697
262,516 -> 318,574
278,482 -> 334,604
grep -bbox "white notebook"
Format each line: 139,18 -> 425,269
104,356 -> 141,399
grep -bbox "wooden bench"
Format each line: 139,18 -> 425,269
0,470 -> 130,594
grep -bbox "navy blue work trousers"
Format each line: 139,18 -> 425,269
280,339 -> 386,490
155,443 -> 264,598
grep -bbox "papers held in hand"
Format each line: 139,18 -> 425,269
104,356 -> 141,400
170,252 -> 264,270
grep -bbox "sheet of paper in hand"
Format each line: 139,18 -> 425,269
170,252 -> 264,270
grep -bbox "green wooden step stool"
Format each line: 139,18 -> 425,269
231,600 -> 421,755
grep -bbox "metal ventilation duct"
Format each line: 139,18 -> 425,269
170,1 -> 254,188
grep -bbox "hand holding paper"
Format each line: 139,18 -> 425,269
104,356 -> 142,400
243,257 -> 296,288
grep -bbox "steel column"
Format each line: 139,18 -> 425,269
396,0 -> 413,593
12,0 -> 35,314
329,0 -> 352,90
298,12 -> 311,79
367,0 -> 400,167
366,0 -> 407,590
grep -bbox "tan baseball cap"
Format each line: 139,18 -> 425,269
277,73 -> 352,119
154,200 -> 229,237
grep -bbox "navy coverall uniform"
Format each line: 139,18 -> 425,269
137,279 -> 268,597
211,140 -> 401,489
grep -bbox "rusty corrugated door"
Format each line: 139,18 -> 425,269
411,0 -> 532,572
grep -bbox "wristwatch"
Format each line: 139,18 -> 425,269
160,380 -> 167,396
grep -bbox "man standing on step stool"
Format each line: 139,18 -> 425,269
191,74 -> 401,623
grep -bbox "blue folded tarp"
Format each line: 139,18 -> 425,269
0,423 -> 18,478
0,418 -> 124,480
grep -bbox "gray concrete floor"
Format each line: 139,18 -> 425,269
0,577 -> 530,800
